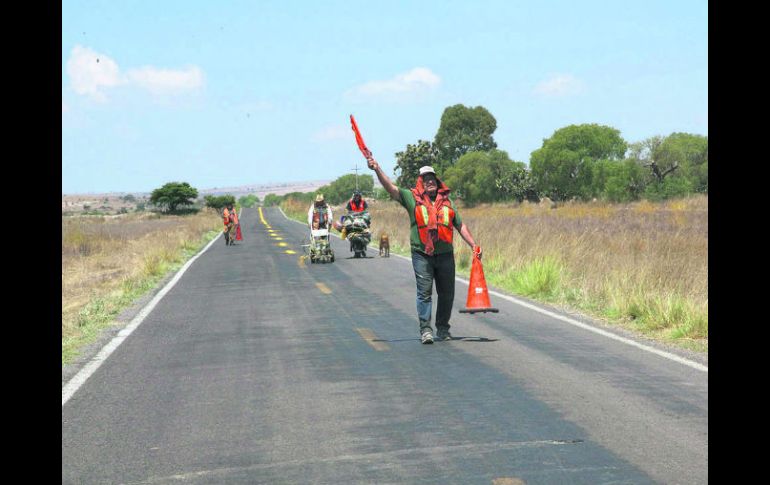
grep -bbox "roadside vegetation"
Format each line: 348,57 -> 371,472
62,209 -> 221,364
368,195 -> 708,352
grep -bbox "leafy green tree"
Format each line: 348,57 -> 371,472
204,195 -> 236,212
643,176 -> 695,201
434,104 -> 498,169
628,135 -> 678,186
394,140 -> 440,188
655,133 -> 708,193
149,182 -> 198,212
263,193 -> 283,206
530,124 -> 627,201
318,174 -> 374,205
121,194 -> 136,202
238,194 -> 260,208
442,149 -> 535,205
627,133 -> 707,198
598,159 -> 646,202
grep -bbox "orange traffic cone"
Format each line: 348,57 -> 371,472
460,250 -> 499,314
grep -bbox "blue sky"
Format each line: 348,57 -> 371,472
62,0 -> 708,194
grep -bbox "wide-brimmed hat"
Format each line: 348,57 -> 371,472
315,194 -> 325,202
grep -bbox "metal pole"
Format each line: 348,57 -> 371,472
352,164 -> 360,191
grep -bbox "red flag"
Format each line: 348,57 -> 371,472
235,224 -> 243,241
350,114 -> 372,158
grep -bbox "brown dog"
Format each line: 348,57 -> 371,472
379,233 -> 390,257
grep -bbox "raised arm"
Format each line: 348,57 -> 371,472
366,154 -> 401,203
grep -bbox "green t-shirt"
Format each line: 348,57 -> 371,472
397,186 -> 463,255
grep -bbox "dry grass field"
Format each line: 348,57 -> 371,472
62,210 -> 221,363
285,195 -> 707,352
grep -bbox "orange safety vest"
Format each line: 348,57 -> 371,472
223,207 -> 231,226
414,202 -> 454,246
348,198 -> 365,212
230,210 -> 239,224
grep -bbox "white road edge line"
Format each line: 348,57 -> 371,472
63,221 -> 229,406
277,206 -> 707,373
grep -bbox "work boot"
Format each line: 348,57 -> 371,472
421,330 -> 434,345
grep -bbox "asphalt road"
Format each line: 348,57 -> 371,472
62,206 -> 708,484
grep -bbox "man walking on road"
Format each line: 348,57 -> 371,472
366,154 -> 482,344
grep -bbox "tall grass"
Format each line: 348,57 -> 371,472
368,195 -> 708,352
62,210 -> 221,363
280,197 -> 310,222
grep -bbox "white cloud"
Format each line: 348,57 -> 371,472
311,125 -> 349,142
66,45 -> 124,102
533,74 -> 585,97
66,45 -> 205,101
347,67 -> 441,99
127,65 -> 204,95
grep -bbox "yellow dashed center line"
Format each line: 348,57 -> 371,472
258,207 -> 268,225
284,250 -> 296,254
276,242 -> 288,247
315,282 -> 332,294
355,328 -> 390,351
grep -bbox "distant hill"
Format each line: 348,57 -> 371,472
197,180 -> 331,199
62,180 -> 331,213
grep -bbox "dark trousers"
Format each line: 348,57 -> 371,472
411,250 -> 455,334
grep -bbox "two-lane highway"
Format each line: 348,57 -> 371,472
62,206 -> 707,484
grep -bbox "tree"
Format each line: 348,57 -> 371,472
530,124 -> 627,201
598,159 -> 646,202
149,182 -> 198,212
434,104 -> 498,169
643,175 -> 694,201
263,193 -> 283,206
655,133 -> 708,193
628,133 -> 708,198
238,194 -> 260,208
204,195 -> 236,213
394,140 -> 440,188
317,174 -> 374,205
121,194 -> 136,202
628,135 -> 678,185
442,149 -> 536,205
